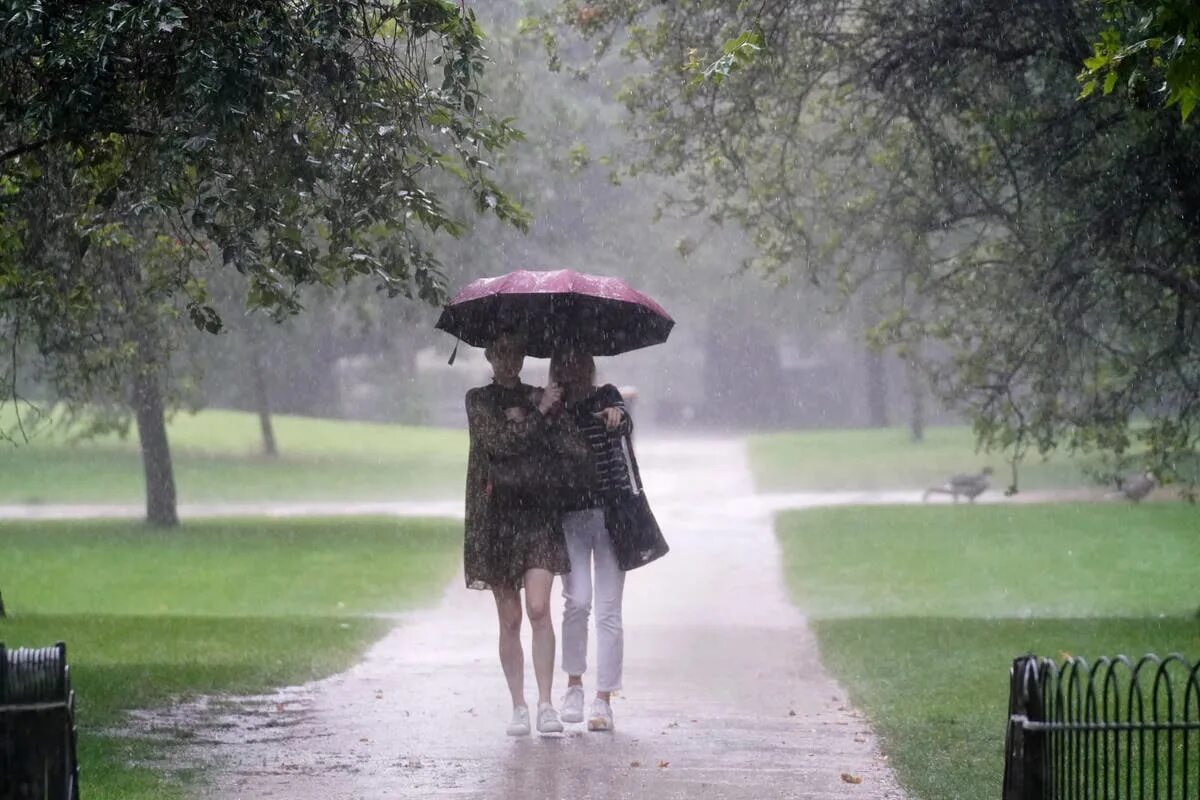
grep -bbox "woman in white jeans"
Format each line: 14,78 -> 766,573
548,347 -> 632,732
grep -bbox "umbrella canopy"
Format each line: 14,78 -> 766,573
435,269 -> 674,358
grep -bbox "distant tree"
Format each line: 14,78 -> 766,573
189,266 -> 436,431
543,0 -> 1200,492
1,1 -> 527,524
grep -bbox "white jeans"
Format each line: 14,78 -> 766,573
561,508 -> 625,692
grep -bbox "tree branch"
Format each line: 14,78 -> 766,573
1124,264 -> 1200,304
1,127 -> 157,164
0,138 -> 51,164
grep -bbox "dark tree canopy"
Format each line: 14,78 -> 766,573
543,0 -> 1200,491
1,0 -> 526,408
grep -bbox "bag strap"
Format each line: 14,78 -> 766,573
618,432 -> 644,496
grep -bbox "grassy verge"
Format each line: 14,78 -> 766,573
774,504 -> 1200,800
0,409 -> 467,504
748,425 -> 1094,492
0,517 -> 461,800
815,617 -> 1200,799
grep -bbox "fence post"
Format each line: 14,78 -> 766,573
1004,656 -> 1047,800
0,642 -> 80,800
0,643 -> 9,799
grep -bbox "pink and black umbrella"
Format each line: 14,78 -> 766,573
435,269 -> 674,358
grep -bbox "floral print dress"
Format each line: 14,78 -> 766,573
463,381 -> 571,591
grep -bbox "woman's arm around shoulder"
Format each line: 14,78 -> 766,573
594,383 -> 633,435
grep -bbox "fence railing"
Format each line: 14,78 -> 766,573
1004,654 -> 1200,800
0,642 -> 81,800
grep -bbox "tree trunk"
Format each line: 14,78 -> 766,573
858,288 -> 890,428
905,353 -> 926,442
132,354 -> 178,527
898,247 -> 927,442
250,343 -> 278,457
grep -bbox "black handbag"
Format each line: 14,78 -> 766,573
604,432 -> 669,571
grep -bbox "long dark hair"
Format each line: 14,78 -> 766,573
549,348 -> 596,391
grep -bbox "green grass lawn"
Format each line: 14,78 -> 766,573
0,409 -> 468,504
0,517 -> 461,800
749,425 -> 1096,492
774,504 -> 1200,800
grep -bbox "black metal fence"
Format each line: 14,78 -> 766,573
1005,654 -> 1200,800
0,642 -> 81,800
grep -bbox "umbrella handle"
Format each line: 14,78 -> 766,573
448,338 -> 460,366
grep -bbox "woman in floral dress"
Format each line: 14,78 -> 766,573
464,330 -> 572,736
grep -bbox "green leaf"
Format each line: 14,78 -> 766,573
723,30 -> 765,55
186,302 -> 223,334
698,28 -> 765,83
1180,91 -> 1197,120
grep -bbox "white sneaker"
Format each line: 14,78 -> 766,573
506,705 -> 531,736
536,702 -> 564,735
587,698 -> 614,732
561,685 -> 585,724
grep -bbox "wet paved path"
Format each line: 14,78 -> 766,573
126,439 -> 905,798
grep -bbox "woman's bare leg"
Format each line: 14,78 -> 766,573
523,568 -> 556,706
493,587 -> 525,709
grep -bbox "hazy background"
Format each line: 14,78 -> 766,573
146,2 -> 939,440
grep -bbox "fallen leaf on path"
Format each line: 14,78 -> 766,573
630,761 -> 642,768
788,709 -> 797,717
657,760 -> 671,769
275,703 -> 286,713
841,773 -> 862,784
667,722 -> 680,729
854,736 -> 867,743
